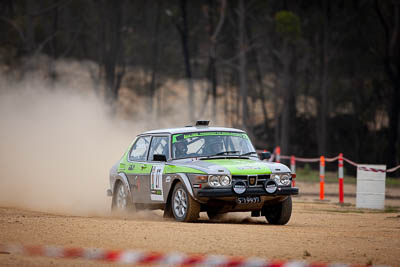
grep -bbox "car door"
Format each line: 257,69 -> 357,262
147,136 -> 170,203
126,135 -> 152,203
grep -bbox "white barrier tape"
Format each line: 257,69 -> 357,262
387,165 -> 400,173
342,157 -> 358,167
0,243 -> 387,267
325,156 -> 339,162
292,157 -> 320,163
256,150 -> 399,173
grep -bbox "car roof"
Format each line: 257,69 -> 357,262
142,126 -> 246,135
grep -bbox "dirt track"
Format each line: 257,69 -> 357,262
1,196 -> 400,267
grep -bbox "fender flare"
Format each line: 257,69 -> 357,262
175,173 -> 194,198
113,172 -> 131,195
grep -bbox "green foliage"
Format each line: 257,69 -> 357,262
384,206 -> 400,213
303,163 -> 311,175
274,10 -> 301,40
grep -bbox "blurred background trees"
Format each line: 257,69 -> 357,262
0,0 -> 399,171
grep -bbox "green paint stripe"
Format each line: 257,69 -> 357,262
164,165 -> 206,174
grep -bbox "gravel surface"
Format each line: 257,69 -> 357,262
1,198 -> 399,266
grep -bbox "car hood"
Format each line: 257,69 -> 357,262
167,158 -> 290,175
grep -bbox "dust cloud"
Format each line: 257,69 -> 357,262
0,59 -> 153,216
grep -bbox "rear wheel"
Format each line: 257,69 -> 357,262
172,182 -> 200,222
111,182 -> 132,213
264,196 -> 292,225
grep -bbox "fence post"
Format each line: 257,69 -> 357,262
290,155 -> 296,187
320,156 -> 325,200
275,146 -> 281,163
338,153 -> 344,203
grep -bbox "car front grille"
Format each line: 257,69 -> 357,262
232,174 -> 270,187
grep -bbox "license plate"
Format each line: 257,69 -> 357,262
236,196 -> 261,204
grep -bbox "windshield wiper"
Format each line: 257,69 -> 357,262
240,151 -> 257,156
215,150 -> 240,156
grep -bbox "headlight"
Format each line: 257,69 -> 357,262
220,175 -> 231,186
271,173 -> 291,186
271,173 -> 280,181
208,175 -> 231,187
280,174 -> 291,186
209,175 -> 220,186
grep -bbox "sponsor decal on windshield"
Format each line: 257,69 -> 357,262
172,132 -> 249,143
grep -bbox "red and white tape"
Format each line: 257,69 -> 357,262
387,165 -> 400,173
0,243 -> 384,267
257,149 -> 400,173
342,157 -> 358,167
357,166 -> 386,173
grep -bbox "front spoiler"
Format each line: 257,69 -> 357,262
197,187 -> 299,198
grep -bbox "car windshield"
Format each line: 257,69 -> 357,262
171,131 -> 256,159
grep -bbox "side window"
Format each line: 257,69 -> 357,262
129,136 -> 151,161
148,136 -> 169,161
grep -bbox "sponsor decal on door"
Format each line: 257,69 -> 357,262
150,165 -> 164,201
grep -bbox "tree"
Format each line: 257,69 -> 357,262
100,0 -> 126,106
274,10 -> 301,155
206,0 -> 226,122
238,0 -> 248,131
375,0 -> 400,167
168,0 -> 195,122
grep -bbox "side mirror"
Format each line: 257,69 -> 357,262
260,151 -> 271,160
153,154 -> 167,162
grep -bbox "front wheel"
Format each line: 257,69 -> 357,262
264,196 -> 292,225
172,182 -> 200,222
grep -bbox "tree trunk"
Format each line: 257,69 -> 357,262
48,6 -> 58,84
148,1 -> 161,119
246,20 -> 269,132
21,0 -> 35,77
317,0 -> 330,156
207,0 -> 217,122
375,0 -> 400,167
102,0 -> 125,106
238,0 -> 248,131
280,41 -> 292,155
179,0 -> 195,122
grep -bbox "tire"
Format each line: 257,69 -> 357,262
171,182 -> 200,222
111,182 -> 132,213
264,196 -> 292,225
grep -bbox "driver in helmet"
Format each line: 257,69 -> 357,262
174,140 -> 188,158
206,136 -> 224,155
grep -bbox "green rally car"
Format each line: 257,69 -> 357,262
108,121 -> 298,224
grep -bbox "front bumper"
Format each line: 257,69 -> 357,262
197,186 -> 299,198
